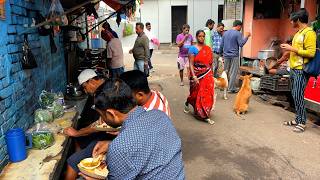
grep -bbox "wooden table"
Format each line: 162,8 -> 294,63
0,99 -> 87,180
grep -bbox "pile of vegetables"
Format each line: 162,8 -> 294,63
32,132 -> 55,149
34,109 -> 54,123
37,90 -> 64,120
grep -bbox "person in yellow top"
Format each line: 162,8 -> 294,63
281,8 -> 316,133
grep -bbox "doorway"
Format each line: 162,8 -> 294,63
218,5 -> 224,23
171,6 -> 187,43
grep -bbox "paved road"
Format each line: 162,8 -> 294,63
122,44 -> 320,179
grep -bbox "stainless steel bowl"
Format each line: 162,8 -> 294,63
258,49 -> 276,60
73,90 -> 83,97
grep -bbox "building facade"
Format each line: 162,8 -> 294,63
140,0 -> 225,43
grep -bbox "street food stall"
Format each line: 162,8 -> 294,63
240,0 -> 320,113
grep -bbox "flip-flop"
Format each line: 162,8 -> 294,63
293,124 -> 305,133
205,118 -> 215,125
283,120 -> 297,126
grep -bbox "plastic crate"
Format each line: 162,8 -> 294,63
260,75 -> 291,92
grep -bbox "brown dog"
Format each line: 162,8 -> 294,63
233,74 -> 252,116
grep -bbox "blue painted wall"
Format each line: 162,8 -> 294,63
0,0 -> 66,171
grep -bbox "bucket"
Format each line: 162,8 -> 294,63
91,38 -> 102,49
5,128 -> 32,162
251,77 -> 261,91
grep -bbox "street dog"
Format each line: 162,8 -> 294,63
233,74 -> 252,116
214,57 -> 228,100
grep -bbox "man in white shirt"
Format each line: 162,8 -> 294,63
145,22 -> 156,72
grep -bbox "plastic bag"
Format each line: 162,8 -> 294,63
34,109 -> 54,123
32,131 -> 55,150
50,101 -> 64,119
39,90 -> 57,108
48,0 -> 65,26
28,122 -> 61,134
48,0 -> 68,34
22,35 -> 37,69
152,38 -> 160,47
27,123 -> 57,150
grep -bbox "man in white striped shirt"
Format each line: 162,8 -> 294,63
120,70 -> 171,117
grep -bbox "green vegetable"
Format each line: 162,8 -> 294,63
32,132 -> 55,149
34,109 -> 53,123
39,90 -> 57,108
51,102 -> 64,119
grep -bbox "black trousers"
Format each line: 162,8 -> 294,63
148,49 -> 154,69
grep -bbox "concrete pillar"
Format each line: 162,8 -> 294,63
301,0 -> 305,8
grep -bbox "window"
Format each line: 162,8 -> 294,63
254,0 -> 282,19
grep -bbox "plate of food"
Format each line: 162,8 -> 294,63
78,158 -> 109,179
95,123 -> 121,132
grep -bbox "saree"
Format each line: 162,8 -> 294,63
187,45 -> 214,119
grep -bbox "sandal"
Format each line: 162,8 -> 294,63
283,120 -> 297,126
205,118 -> 215,125
293,124 -> 305,133
183,102 -> 190,113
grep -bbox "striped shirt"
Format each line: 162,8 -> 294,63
143,90 -> 171,117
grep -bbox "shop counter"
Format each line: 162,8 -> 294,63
0,98 -> 87,180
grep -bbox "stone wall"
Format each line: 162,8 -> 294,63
0,0 -> 66,172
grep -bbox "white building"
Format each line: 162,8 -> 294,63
140,0 -> 225,43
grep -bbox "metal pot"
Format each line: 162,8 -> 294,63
258,49 -> 276,60
66,83 -> 82,97
68,30 -> 78,42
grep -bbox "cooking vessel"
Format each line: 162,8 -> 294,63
258,49 -> 276,60
66,84 -> 83,97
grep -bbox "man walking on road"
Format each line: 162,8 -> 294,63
130,22 -> 150,75
176,24 -> 194,86
145,22 -> 156,72
282,9 -> 316,133
212,22 -> 225,78
220,20 -> 251,93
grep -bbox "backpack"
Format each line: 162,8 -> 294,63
302,30 -> 320,77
